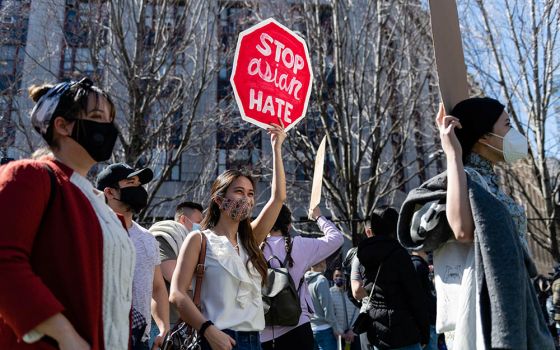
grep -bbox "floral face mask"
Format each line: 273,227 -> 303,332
218,196 -> 253,221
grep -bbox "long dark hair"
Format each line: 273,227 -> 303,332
200,169 -> 267,285
266,204 -> 294,268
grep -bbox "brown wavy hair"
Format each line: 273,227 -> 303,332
200,169 -> 267,285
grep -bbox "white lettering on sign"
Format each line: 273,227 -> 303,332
248,58 -> 303,100
255,33 -> 305,75
249,88 -> 293,123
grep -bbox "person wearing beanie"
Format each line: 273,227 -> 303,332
433,97 -> 554,349
0,78 -> 135,350
439,96 -> 530,248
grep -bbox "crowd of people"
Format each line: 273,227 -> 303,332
0,78 -> 557,350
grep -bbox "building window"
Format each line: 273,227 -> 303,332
215,3 -> 261,175
167,156 -> 181,182
153,149 -> 182,182
217,127 -> 261,174
217,3 -> 254,103
0,0 -> 30,152
60,0 -> 107,80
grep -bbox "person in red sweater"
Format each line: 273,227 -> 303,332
0,78 -> 136,350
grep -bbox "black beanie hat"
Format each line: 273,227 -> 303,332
450,97 -> 505,163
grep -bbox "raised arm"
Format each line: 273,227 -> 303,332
436,104 -> 474,243
251,123 -> 287,243
304,206 -> 345,268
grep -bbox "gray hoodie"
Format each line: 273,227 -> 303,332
305,271 -> 341,334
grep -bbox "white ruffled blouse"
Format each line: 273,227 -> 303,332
198,230 -> 264,331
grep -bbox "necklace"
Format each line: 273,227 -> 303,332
213,229 -> 240,252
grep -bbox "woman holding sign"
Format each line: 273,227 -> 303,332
170,122 -> 287,350
432,97 -> 555,349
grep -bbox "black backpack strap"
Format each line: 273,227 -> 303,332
42,164 -> 57,213
267,255 -> 285,268
37,163 -> 57,232
263,240 -> 286,268
364,246 -> 400,289
296,276 -> 313,313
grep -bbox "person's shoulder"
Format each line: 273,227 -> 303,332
1,159 -> 49,176
263,235 -> 283,246
133,222 -> 157,241
136,221 -> 152,234
318,274 -> 330,284
0,159 -> 56,190
292,235 -> 316,248
288,235 -> 301,246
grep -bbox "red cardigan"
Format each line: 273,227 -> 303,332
0,159 -> 104,350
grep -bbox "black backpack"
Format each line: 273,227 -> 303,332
261,250 -> 303,327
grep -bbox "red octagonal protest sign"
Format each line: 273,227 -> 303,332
230,18 -> 313,131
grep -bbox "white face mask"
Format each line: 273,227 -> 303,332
480,129 -> 528,163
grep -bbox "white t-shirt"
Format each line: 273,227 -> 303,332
130,221 -> 161,339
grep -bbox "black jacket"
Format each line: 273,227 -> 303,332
410,255 -> 437,326
357,236 -> 429,349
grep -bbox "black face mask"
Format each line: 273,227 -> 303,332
118,186 -> 148,213
71,119 -> 119,162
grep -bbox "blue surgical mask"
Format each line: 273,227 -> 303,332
191,223 -> 202,232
